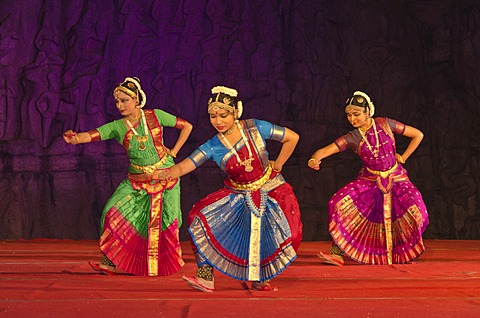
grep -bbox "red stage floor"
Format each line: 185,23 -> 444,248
0,240 -> 479,317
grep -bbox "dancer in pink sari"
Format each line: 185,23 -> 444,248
308,91 -> 428,265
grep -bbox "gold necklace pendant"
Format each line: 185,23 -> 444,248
136,135 -> 148,151
220,121 -> 255,172
125,110 -> 149,151
240,158 -> 254,172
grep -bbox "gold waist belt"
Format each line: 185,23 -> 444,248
365,162 -> 398,179
228,165 -> 273,191
130,154 -> 168,174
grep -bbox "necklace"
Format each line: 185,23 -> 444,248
222,124 -> 239,135
220,121 -> 254,172
358,118 -> 373,132
358,118 -> 379,157
126,111 -> 142,121
126,110 -> 149,151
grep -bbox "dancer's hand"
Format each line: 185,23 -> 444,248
157,168 -> 171,181
163,146 -> 176,158
269,160 -> 282,176
307,158 -> 321,170
63,130 -> 79,144
395,153 -> 405,164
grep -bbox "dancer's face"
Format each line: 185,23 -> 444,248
345,105 -> 369,128
209,108 -> 235,133
114,90 -> 139,118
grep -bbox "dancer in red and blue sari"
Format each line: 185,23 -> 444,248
308,91 -> 428,266
161,86 -> 302,292
64,77 -> 193,276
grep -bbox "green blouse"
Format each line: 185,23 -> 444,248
96,109 -> 177,170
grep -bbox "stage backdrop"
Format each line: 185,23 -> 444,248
0,0 -> 479,240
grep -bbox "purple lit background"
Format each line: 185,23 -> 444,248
1,0 -> 479,240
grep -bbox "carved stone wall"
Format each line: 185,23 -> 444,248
1,0 -> 479,240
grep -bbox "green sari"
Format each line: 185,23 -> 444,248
91,109 -> 184,276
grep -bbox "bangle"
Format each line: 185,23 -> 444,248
71,135 -> 80,145
308,158 -> 317,164
170,150 -> 177,158
165,168 -> 172,181
397,154 -> 405,164
270,161 -> 282,172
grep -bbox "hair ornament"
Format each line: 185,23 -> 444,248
211,86 -> 238,97
236,100 -> 243,119
114,76 -> 147,108
208,85 -> 242,118
346,90 -> 375,117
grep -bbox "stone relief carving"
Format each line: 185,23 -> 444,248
0,0 -> 479,240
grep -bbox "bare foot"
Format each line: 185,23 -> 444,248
317,252 -> 345,266
88,261 -> 116,275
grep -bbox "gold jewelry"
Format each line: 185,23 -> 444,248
170,150 -> 177,158
358,118 -> 373,132
358,119 -> 379,157
208,87 -> 237,114
271,161 -> 282,172
308,158 -> 317,164
136,136 -> 148,151
130,154 -> 169,174
222,124 -> 238,136
208,103 -> 235,114
397,154 -> 405,164
366,162 -> 398,178
228,164 -> 272,191
220,121 -> 254,172
126,111 -> 141,121
126,110 -> 149,151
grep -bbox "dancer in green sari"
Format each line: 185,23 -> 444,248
64,77 -> 192,276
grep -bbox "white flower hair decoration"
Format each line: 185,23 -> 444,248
124,77 -> 147,108
353,90 -> 375,117
211,86 -> 238,97
211,86 -> 243,119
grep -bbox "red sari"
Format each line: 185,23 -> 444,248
186,119 -> 302,281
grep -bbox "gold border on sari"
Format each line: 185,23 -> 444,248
228,164 -> 273,191
144,110 -> 166,159
246,120 -> 269,166
365,162 -> 398,179
383,192 -> 393,265
88,129 -> 101,142
130,154 -> 169,174
147,193 -> 162,276
174,118 -> 186,129
248,214 -> 261,280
